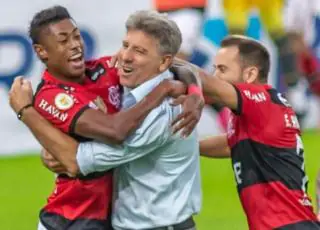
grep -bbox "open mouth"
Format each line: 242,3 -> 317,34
68,53 -> 84,68
121,66 -> 134,74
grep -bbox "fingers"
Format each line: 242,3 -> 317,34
41,152 -> 66,174
110,56 -> 117,67
109,52 -> 120,67
10,77 -> 22,93
181,120 -> 198,137
170,95 -> 186,106
172,112 -> 194,134
171,112 -> 186,127
41,149 -> 64,171
11,76 -> 31,92
41,149 -> 55,161
22,78 -> 32,89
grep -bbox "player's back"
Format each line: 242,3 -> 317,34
228,83 -> 320,229
33,56 -> 121,230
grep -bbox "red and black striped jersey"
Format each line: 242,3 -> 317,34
227,83 -> 319,230
34,56 -> 121,230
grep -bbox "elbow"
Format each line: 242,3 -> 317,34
112,120 -> 131,144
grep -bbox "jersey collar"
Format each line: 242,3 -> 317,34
42,70 -> 90,88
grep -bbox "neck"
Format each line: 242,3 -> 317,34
47,69 -> 85,84
253,79 -> 266,85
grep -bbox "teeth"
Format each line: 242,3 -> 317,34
70,53 -> 82,60
123,67 -> 133,72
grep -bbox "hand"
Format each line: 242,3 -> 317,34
109,51 -> 120,68
93,96 -> 107,113
155,79 -> 186,98
41,149 -> 66,174
8,76 -> 33,113
167,80 -> 187,98
171,94 -> 204,137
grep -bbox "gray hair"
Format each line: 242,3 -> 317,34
125,10 -> 182,56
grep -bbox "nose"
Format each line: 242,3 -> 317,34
70,37 -> 81,50
121,49 -> 134,63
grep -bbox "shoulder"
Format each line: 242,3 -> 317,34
234,83 -> 270,103
85,56 -> 114,70
85,56 -> 119,82
34,80 -> 66,101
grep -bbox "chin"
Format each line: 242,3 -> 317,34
68,69 -> 85,80
71,71 -> 85,78
120,76 -> 136,88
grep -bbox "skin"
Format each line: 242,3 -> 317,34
196,45 -> 262,158
34,19 -> 86,83
33,18 -> 199,147
118,29 -> 173,88
9,23 -> 204,176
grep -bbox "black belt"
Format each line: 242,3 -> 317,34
58,169 -> 112,180
151,217 -> 195,230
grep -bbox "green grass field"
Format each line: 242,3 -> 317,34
0,131 -> 319,230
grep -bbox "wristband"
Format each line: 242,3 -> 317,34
17,104 -> 33,120
188,84 -> 203,98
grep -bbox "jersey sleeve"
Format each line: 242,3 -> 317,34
33,86 -> 94,134
232,83 -> 271,125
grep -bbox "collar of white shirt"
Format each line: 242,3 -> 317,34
126,70 -> 173,103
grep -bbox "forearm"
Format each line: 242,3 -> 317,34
114,83 -> 172,140
21,108 -> 79,174
76,81 -> 173,144
173,58 -> 237,108
200,71 -> 238,110
200,135 -> 231,158
172,58 -> 202,87
78,107 -> 168,176
172,58 -> 223,100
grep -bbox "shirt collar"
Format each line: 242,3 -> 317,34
128,70 -> 173,103
263,84 -> 273,90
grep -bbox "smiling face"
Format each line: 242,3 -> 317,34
34,18 -> 85,82
213,45 -> 260,84
117,29 -> 173,88
213,46 -> 243,84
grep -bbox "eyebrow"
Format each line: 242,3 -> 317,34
134,45 -> 147,52
57,27 -> 79,37
216,64 -> 227,69
122,41 -> 147,53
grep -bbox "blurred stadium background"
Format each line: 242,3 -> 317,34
1,0 -> 320,229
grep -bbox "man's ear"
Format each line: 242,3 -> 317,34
33,44 -> 48,62
243,66 -> 259,83
159,55 -> 173,72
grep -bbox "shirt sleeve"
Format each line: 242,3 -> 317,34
232,83 -> 271,126
77,104 -> 171,175
33,87 -> 94,134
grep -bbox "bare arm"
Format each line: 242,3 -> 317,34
170,63 -> 201,87
200,134 -> 231,158
22,107 -> 79,175
8,77 -> 184,176
9,78 -> 80,175
173,58 -> 239,110
75,79 -> 184,144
